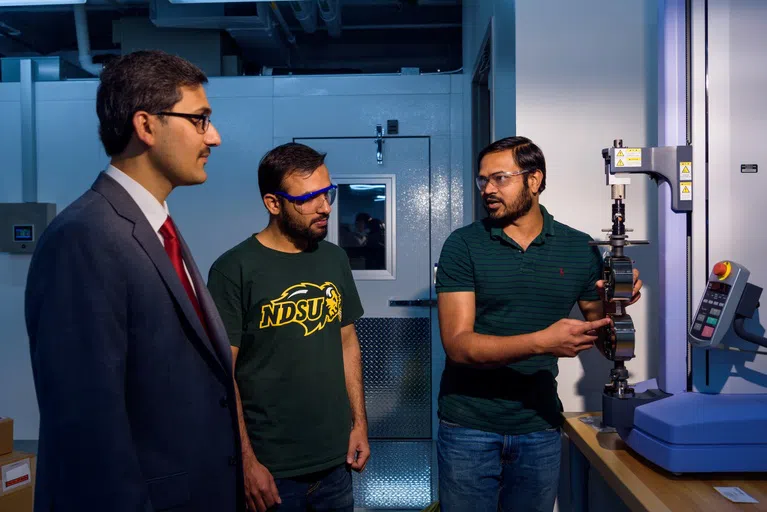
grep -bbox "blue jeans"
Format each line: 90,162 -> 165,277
271,463 -> 353,511
437,419 -> 561,512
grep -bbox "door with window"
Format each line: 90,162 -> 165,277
296,136 -> 434,509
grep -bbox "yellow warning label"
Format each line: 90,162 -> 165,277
680,161 -> 692,180
680,181 -> 692,200
617,148 -> 642,167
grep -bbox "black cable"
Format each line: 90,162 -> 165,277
733,317 -> 767,349
715,345 -> 767,356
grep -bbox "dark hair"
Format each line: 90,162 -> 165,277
258,142 -> 327,197
96,50 -> 208,157
477,136 -> 547,193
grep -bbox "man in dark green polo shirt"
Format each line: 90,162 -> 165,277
435,136 -> 642,512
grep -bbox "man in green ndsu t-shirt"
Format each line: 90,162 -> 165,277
208,142 -> 369,512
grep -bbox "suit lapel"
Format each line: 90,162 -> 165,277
178,232 -> 233,374
131,223 -> 227,371
92,173 -> 228,379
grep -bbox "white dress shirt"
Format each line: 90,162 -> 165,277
105,165 -> 197,296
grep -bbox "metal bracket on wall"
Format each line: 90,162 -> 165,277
375,124 -> 384,165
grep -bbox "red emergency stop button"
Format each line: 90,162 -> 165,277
714,261 -> 731,280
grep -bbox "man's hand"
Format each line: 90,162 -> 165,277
242,455 -> 281,512
537,317 -> 613,357
347,425 -> 370,473
597,268 -> 643,306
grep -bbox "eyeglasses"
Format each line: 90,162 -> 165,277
274,184 -> 338,214
156,112 -> 211,134
475,169 -> 533,191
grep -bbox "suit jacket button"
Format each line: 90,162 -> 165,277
229,456 -> 237,466
220,396 -> 228,408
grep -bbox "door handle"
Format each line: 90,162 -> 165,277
375,124 -> 384,165
389,299 -> 437,307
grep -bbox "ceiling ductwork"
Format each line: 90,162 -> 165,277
150,0 -> 270,30
148,0 -> 289,68
0,0 -> 461,76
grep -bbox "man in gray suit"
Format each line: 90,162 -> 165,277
25,50 -> 244,511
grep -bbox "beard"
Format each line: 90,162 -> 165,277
483,178 -> 534,227
278,209 -> 329,246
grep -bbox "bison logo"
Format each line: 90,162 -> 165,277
259,282 -> 342,336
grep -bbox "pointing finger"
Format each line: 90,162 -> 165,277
585,317 -> 612,332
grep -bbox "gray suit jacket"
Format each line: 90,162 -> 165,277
25,172 -> 244,511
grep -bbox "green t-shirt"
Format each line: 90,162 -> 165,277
435,205 -> 603,435
207,236 -> 364,478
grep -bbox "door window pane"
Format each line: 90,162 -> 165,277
337,184 -> 387,270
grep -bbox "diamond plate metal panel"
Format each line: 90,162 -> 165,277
355,317 -> 431,439
352,440 -> 433,510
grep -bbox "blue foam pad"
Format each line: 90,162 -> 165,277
633,392 -> 767,445
625,427 -> 767,473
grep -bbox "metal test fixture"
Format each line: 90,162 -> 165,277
593,140 -> 767,474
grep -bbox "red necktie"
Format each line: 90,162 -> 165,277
159,216 -> 209,335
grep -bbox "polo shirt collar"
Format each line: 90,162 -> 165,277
488,204 -> 557,245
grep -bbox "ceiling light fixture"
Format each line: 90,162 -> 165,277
0,0 -> 85,5
169,0 -> 286,3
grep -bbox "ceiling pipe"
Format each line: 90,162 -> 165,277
73,4 -> 103,76
289,0 -> 317,33
269,1 -> 297,47
20,59 -> 37,203
312,22 -> 461,30
317,0 -> 341,38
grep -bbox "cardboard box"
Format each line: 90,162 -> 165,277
0,451 -> 36,512
0,418 -> 12,456
0,485 -> 32,512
